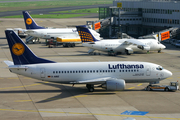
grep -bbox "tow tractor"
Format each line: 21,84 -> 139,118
145,81 -> 179,91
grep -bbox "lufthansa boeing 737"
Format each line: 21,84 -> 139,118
76,25 -> 166,55
4,30 -> 172,92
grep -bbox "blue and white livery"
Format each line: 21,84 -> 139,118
4,30 -> 172,92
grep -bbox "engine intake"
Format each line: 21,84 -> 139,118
102,79 -> 125,91
137,45 -> 150,51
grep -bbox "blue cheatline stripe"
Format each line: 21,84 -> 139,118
121,111 -> 149,116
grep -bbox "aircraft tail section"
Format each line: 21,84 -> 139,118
76,25 -> 99,42
22,11 -> 45,29
5,30 -> 55,65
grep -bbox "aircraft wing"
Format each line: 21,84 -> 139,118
122,39 -> 150,50
70,77 -> 112,84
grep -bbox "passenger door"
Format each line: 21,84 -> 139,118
40,68 -> 46,78
146,66 -> 151,76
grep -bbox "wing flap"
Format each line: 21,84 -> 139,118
70,77 -> 112,84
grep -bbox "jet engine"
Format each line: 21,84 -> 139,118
137,45 -> 150,51
101,79 -> 125,90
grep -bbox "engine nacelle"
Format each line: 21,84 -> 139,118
102,79 -> 125,91
137,45 -> 150,51
125,48 -> 133,54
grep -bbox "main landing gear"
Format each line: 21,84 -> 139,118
86,84 -> 94,92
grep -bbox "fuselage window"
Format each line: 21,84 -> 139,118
96,70 -> 98,73
67,71 -> 69,73
131,70 -> 133,72
64,71 -> 66,73
134,70 -> 136,72
137,70 -> 139,72
73,71 -> 75,73
76,71 -> 78,73
90,70 -> 92,73
119,70 -> 121,72
70,71 -> 72,73
53,71 -> 55,74
129,70 -> 130,72
100,70 -> 102,72
122,70 -> 124,72
93,70 -> 95,73
82,71 -> 83,73
105,70 -> 107,72
111,70 -> 113,72
114,70 -> 115,72
87,70 -> 89,73
59,71 -> 61,73
108,70 -> 110,72
126,70 -> 127,72
79,71 -> 80,73
84,70 -> 86,73
62,71 -> 63,73
56,71 -> 58,73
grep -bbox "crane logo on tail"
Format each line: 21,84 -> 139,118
78,31 -> 93,42
26,18 -> 32,25
12,43 -> 25,56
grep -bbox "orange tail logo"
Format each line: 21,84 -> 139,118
26,18 -> 32,25
12,43 -> 25,56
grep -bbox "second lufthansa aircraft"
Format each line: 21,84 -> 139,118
76,25 -> 166,55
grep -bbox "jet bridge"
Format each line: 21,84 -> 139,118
86,17 -> 112,31
138,27 -> 180,41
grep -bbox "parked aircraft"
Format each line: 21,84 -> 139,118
76,25 -> 166,55
23,11 -> 81,47
4,30 -> 172,92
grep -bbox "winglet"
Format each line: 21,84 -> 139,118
5,30 -> 55,65
76,25 -> 99,42
22,11 -> 45,29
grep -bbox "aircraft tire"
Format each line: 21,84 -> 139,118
86,84 -> 94,92
88,87 -> 94,92
125,50 -> 131,55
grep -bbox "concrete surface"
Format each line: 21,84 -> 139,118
0,18 -> 180,120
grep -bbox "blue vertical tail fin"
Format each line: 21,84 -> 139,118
22,11 -> 45,29
5,30 -> 55,65
76,25 -> 99,42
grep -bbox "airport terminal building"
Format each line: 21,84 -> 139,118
99,0 -> 180,38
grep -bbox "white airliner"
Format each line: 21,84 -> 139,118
76,26 -> 166,55
4,30 -> 172,92
22,11 -> 81,47
22,11 -> 101,47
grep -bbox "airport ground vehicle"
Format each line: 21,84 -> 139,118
145,82 -> 179,91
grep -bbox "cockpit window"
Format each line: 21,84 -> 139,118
156,66 -> 164,70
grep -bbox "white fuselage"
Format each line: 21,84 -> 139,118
83,39 -> 166,53
25,28 -> 80,39
9,61 -> 172,84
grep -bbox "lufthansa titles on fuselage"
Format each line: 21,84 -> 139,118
108,64 -> 144,69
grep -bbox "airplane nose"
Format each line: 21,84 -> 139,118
161,44 -> 166,49
165,69 -> 172,78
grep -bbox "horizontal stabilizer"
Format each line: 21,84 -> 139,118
4,61 -> 14,66
8,65 -> 28,69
